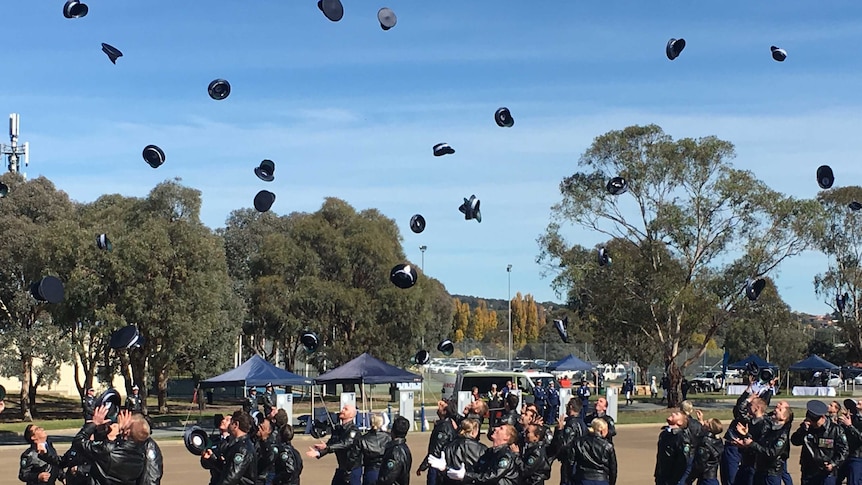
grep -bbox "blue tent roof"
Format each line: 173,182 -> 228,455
200,355 -> 312,388
789,354 -> 839,371
314,353 -> 422,385
727,354 -> 777,370
549,354 -> 594,372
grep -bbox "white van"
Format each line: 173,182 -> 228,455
442,370 -> 556,402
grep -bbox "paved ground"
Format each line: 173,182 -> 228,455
0,423 -> 805,485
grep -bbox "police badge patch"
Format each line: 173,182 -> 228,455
498,457 -> 509,468
527,456 -> 536,465
387,460 -> 396,469
776,439 -> 785,449
683,444 -> 690,454
147,449 -> 157,460
437,432 -> 444,440
281,452 -> 289,462
234,454 -> 245,464
21,459 -> 27,466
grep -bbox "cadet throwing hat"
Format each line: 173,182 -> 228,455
746,278 -> 766,301
254,160 -> 275,182
254,190 -> 276,213
30,276 -> 65,304
378,8 -> 397,31
837,293 -> 848,312
606,177 -> 628,195
437,339 -> 455,356
806,400 -> 828,420
63,0 -> 88,19
109,325 -> 145,349
142,145 -> 165,169
666,38 -> 686,60
409,214 -> 426,234
849,201 -> 862,211
597,247 -> 611,266
554,316 -> 570,343
845,399 -> 858,413
433,143 -> 455,157
817,165 -> 834,189
771,46 -> 787,62
495,108 -> 514,128
390,263 -> 418,289
101,43 -> 122,64
183,426 -> 211,456
208,79 -> 231,101
95,388 -> 122,421
96,234 -> 112,251
300,331 -> 319,353
414,350 -> 430,365
0,183 -> 7,198
318,0 -> 344,22
458,195 -> 481,222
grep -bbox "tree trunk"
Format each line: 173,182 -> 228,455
157,365 -> 169,414
666,360 -> 683,409
130,349 -> 148,415
20,354 -> 32,421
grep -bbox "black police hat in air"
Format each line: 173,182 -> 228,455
414,350 -> 430,365
850,201 -> 862,211
554,316 -> 570,343
606,176 -> 628,195
390,263 -> 418,289
837,293 -> 849,312
95,388 -> 122,421
300,331 -> 319,353
254,160 -> 275,182
597,247 -> 611,267
759,367 -> 774,383
771,46 -> 787,62
746,278 -> 766,301
495,108 -> 514,128
0,384 -> 5,401
30,276 -> 65,304
101,43 -> 123,64
459,195 -> 481,222
378,8 -> 397,31
0,183 -> 7,198
184,426 -> 211,456
318,0 -> 344,22
817,165 -> 834,189
109,325 -> 145,350
806,399 -> 829,420
208,79 -> 231,101
437,339 -> 455,356
96,234 -> 112,252
254,190 -> 276,213
410,214 -> 426,234
143,145 -> 165,169
63,0 -> 88,19
433,143 -> 455,157
666,38 -> 686,60
845,399 -> 858,413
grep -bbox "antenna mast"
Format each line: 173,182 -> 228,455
2,113 -> 29,177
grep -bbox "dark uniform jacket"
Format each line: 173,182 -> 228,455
377,437 -> 412,485
272,442 -> 302,485
688,434 -> 723,483
82,395 -> 96,421
19,443 -> 63,485
203,433 -> 233,485
654,426 -> 689,485
583,411 -> 617,443
61,447 -> 92,485
202,434 -> 257,485
245,394 -> 259,414
319,421 -> 362,471
749,417 -> 789,477
358,429 -> 392,470
683,417 -> 706,451
442,436 -> 487,485
790,419 -> 849,478
262,392 -> 277,417
126,395 -> 143,414
520,440 -> 551,485
738,414 -> 768,468
841,413 -> 862,458
547,415 -> 586,485
139,437 -> 164,485
573,434 -> 617,485
462,445 -> 520,485
418,418 -> 457,472
72,423 -> 146,485
254,433 -> 277,485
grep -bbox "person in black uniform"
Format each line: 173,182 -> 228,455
545,381 -> 560,424
733,395 -> 770,485
306,403 -> 362,485
19,424 -> 63,485
677,401 -> 706,485
439,419 -> 487,485
203,414 -> 234,485
521,424 -> 551,485
273,424 -> 303,485
417,400 -> 459,485
126,385 -> 144,414
129,414 -> 163,485
359,414 -> 393,485
246,388 -> 260,414
72,404 -> 148,485
533,380 -> 547,423
790,400 -> 849,485
839,399 -> 862,485
254,416 -> 277,485
584,397 -> 617,444
573,418 -> 617,485
202,410 -> 257,485
686,418 -> 723,485
428,423 -> 520,485
81,388 -> 96,422
377,416 -> 413,485
655,410 -> 690,485
262,384 -> 277,418
548,398 -> 587,485
734,404 -> 791,485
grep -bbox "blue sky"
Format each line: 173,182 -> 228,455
3,1 -> 861,316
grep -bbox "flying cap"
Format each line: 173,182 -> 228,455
101,43 -> 123,64
390,263 -> 418,289
838,293 -> 848,312
458,195 -> 481,222
109,325 -> 145,349
30,276 -> 65,304
554,316 -> 570,343
378,8 -> 397,31
63,0 -> 88,19
0,183 -> 7,198
759,367 -> 774,382
597,247 -> 612,267
746,278 -> 766,301
95,388 -> 121,421
817,165 -> 834,189
806,400 -> 828,419
771,46 -> 787,62
143,145 -> 165,169
433,143 -> 455,157
850,201 -> 862,211
96,234 -> 112,251
437,339 -> 455,356
606,177 -> 628,195
300,331 -> 319,353
132,385 -> 139,390
414,350 -> 430,365
183,426 -> 211,456
495,108 -> 514,128
409,214 -> 426,234
666,38 -> 686,60
845,399 -> 858,413
208,79 -> 231,101
253,190 -> 276,213
0,384 -> 5,401
318,0 -> 344,22
254,160 -> 275,182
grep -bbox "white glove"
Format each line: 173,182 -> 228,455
427,453 -> 447,471
446,465 -> 466,480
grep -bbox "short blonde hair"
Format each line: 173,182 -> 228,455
706,418 -> 723,436
459,418 -> 479,437
371,413 -> 384,430
588,418 -> 608,436
128,415 -> 151,443
680,400 -> 694,416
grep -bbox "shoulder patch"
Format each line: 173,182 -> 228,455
147,449 -> 157,460
527,456 -> 536,465
776,439 -> 785,448
234,454 -> 245,464
349,430 -> 357,439
21,458 -> 27,466
437,432 -> 444,440
280,452 -> 289,462
683,444 -> 690,454
498,457 -> 510,468
387,460 -> 396,469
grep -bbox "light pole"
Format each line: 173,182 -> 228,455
507,264 -> 512,370
420,246 -> 426,272
419,245 -> 428,431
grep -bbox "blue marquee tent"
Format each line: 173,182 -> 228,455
200,354 -> 312,388
315,352 -> 422,385
788,354 -> 839,371
549,354 -> 594,372
727,354 -> 778,370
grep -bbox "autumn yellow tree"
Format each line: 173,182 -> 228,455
525,294 -> 540,342
452,299 -> 470,342
468,300 -> 498,341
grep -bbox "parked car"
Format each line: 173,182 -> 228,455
691,371 -> 724,392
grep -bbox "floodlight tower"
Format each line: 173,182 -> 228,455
2,114 -> 30,176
